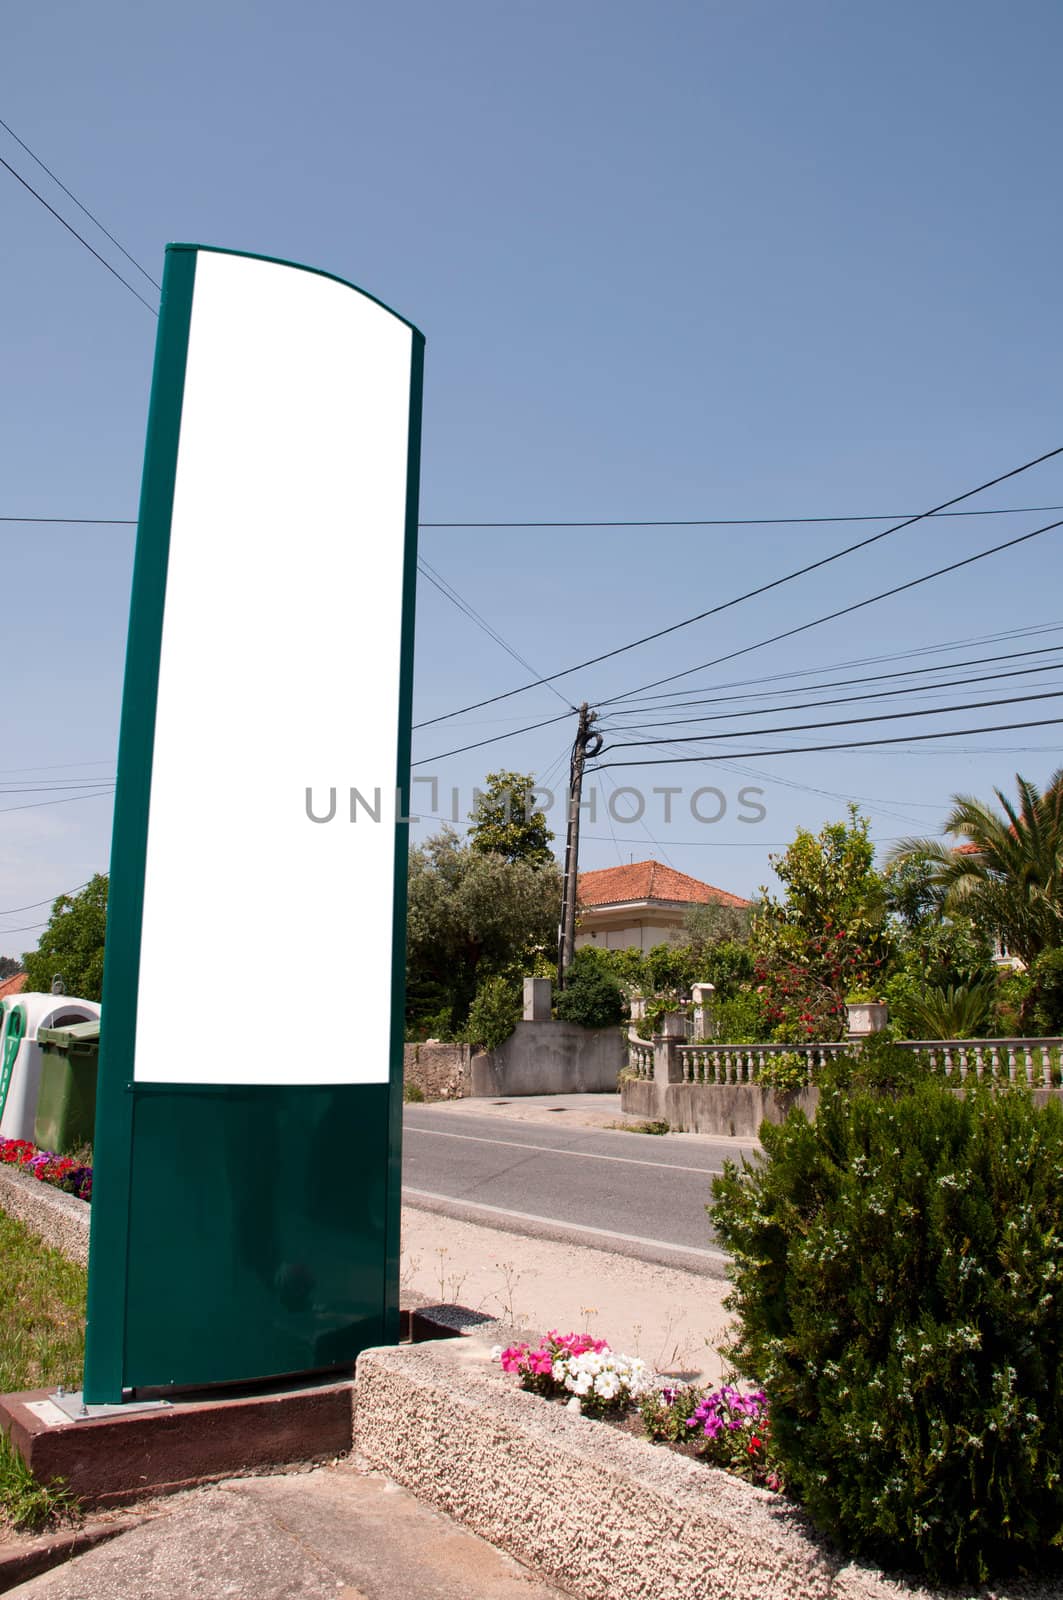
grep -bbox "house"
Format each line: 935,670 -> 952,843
575,860 -> 750,953
0,971 -> 27,1000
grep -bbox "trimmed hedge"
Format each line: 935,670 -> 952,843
711,1081 -> 1063,1585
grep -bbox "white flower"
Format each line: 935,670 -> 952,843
490,1345 -> 503,1360
594,1370 -> 621,1400
551,1360 -> 568,1382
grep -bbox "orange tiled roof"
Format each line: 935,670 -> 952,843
0,972 -> 28,999
578,860 -> 750,910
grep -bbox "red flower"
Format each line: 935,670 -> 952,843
748,1436 -> 762,1454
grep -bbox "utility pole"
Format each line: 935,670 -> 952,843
556,702 -> 602,988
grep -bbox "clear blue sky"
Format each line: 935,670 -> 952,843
3,0 -> 1062,958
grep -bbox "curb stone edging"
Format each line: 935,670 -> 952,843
0,1166 -> 90,1267
352,1339 -> 1063,1600
0,1516 -> 152,1596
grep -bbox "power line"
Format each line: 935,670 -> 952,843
0,883 -> 90,916
611,641 -> 1063,717
417,558 -> 572,709
413,517 -> 1063,766
0,788 -> 114,815
581,833 -> 909,848
413,446 -> 1063,728
419,504 -> 1063,528
412,709 -> 574,767
0,152 -> 158,315
604,685 -> 1063,753
6,502 -> 1063,531
601,515 -> 1063,708
0,921 -> 47,936
613,619 -> 1063,708
595,715 -> 1063,769
0,117 -> 160,289
600,659 -> 1063,735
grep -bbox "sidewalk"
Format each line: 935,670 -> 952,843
401,1203 -> 733,1383
8,1458 -> 570,1599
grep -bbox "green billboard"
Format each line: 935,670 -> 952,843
84,245 -> 423,1403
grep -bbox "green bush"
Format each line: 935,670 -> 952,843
403,1083 -> 425,1103
464,976 -> 521,1051
756,1051 -> 808,1093
555,965 -> 626,1029
711,1081 -> 1063,1585
816,1033 -> 926,1095
1031,948 -> 1063,1035
707,990 -> 767,1044
901,982 -> 995,1040
699,938 -> 754,999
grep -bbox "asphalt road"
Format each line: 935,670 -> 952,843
401,1105 -> 753,1272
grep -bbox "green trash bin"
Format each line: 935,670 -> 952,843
34,1020 -> 100,1153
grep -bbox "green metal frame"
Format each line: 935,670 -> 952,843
84,245 -> 423,1402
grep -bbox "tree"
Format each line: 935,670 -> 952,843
683,900 -> 752,952
23,875 -> 108,1000
406,828 -> 561,1034
887,770 -> 1063,965
0,956 -> 23,982
467,770 -> 555,868
751,807 -> 892,1041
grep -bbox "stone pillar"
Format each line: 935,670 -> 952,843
653,1011 -> 687,1085
692,982 -> 715,1040
523,977 -> 552,1022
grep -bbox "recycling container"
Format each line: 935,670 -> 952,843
34,1019 -> 100,1153
0,995 -> 101,1142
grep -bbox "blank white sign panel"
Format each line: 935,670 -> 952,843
134,251 -> 415,1084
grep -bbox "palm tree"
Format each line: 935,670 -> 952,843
886,770 -> 1063,966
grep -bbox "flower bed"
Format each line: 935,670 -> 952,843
0,1139 -> 93,1202
496,1331 -> 780,1491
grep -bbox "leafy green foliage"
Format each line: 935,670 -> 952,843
901,982 -> 996,1040
888,769 -> 1063,965
683,899 -> 752,951
464,974 -> 522,1050
555,956 -> 626,1029
882,911 -> 995,1036
0,956 -> 22,983
711,1082 -> 1063,1584
1030,948 -> 1063,1035
467,770 -> 555,867
698,938 -> 754,999
23,875 -> 108,1001
402,1082 -> 425,1103
751,808 -> 892,1042
706,990 -> 768,1045
756,1051 -> 808,1092
405,828 -> 561,1034
643,940 -> 697,997
816,1034 -> 927,1095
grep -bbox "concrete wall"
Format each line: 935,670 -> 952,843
403,1041 -> 473,1101
0,1163 -> 90,1266
356,1339 -> 965,1600
621,1076 -> 819,1137
471,1020 -> 624,1098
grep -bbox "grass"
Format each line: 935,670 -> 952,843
0,1207 -> 86,1532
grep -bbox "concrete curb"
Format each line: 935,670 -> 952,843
352,1339 -> 1061,1600
0,1517 -> 149,1596
0,1168 -> 90,1267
